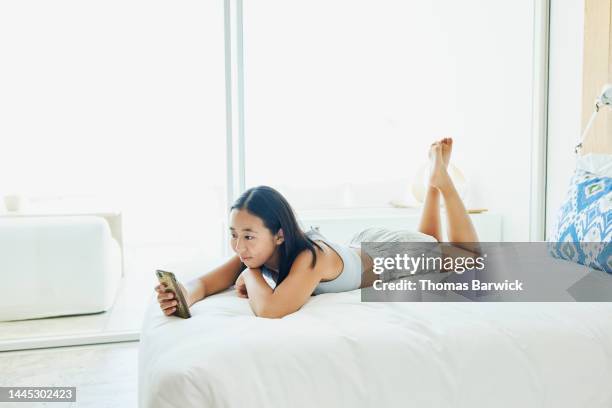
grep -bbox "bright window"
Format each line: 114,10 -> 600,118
0,1 -> 227,261
243,0 -> 535,240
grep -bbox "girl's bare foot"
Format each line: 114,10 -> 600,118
440,137 -> 453,168
428,141 -> 453,190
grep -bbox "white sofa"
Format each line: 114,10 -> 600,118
0,215 -> 122,321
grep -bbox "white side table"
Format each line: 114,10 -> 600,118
296,207 -> 502,243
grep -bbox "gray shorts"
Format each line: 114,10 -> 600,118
348,227 -> 441,281
348,227 -> 438,247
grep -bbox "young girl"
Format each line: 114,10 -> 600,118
154,138 -> 479,318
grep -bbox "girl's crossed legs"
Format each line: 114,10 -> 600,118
356,138 -> 479,288
417,138 -> 479,244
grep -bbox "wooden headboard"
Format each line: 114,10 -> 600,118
581,0 -> 612,155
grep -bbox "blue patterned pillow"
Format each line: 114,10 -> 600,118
548,168 -> 612,273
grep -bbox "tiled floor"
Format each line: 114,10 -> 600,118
0,341 -> 139,407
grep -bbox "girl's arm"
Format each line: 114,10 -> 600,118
242,250 -> 323,318
156,255 -> 246,316
185,255 -> 245,305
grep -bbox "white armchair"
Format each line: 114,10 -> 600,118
0,215 -> 122,321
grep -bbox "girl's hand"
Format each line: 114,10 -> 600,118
154,281 -> 189,316
235,271 -> 248,298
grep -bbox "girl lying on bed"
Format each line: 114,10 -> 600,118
154,137 -> 479,318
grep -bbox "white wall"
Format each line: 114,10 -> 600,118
546,0 -> 584,239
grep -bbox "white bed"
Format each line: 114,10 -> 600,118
138,257 -> 612,408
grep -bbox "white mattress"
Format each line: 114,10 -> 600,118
138,263 -> 612,408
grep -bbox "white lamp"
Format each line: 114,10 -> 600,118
574,83 -> 612,154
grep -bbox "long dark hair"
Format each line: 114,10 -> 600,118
231,185 -> 323,286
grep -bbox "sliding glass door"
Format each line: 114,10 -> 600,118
0,1 -> 227,266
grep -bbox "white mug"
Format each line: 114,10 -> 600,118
3,195 -> 24,212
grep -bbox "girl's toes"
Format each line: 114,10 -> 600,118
432,144 -> 442,157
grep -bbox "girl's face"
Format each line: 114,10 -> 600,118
229,209 -> 284,269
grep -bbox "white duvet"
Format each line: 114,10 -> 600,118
138,271 -> 612,408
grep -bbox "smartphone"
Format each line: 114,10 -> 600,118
155,269 -> 192,319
